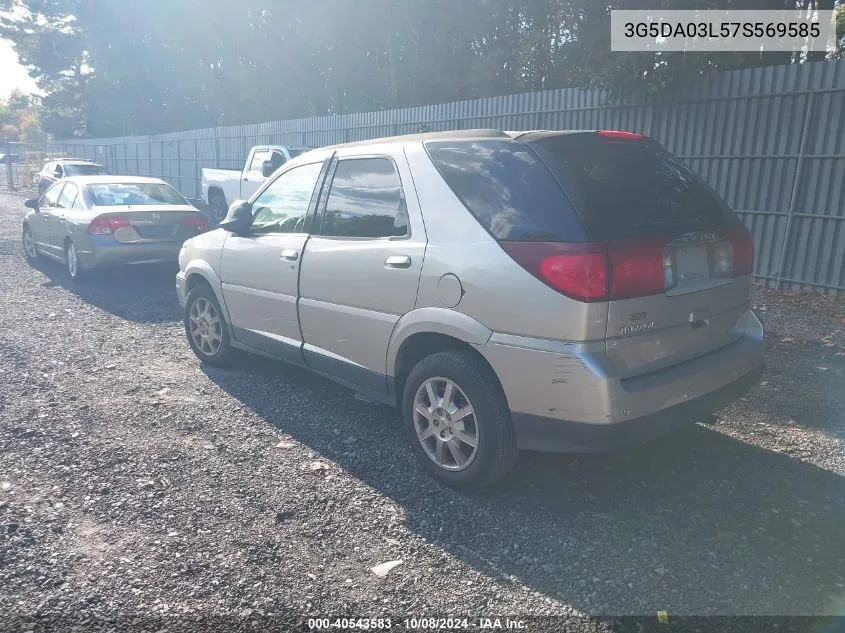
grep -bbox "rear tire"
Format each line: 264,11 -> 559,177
65,240 -> 88,283
22,225 -> 39,263
402,350 -> 518,490
184,284 -> 234,366
209,192 -> 227,223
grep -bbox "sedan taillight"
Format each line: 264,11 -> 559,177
88,217 -> 131,235
183,215 -> 209,233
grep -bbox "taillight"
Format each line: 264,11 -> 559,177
728,226 -> 754,276
607,238 -> 669,300
183,215 -> 209,233
501,242 -> 608,302
711,240 -> 734,276
502,238 -> 672,302
88,217 -> 131,235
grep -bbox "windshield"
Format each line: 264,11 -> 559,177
87,182 -> 187,206
63,164 -> 107,176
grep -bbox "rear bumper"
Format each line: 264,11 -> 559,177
512,362 -> 763,452
476,309 -> 765,453
78,238 -> 183,269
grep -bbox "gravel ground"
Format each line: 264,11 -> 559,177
1,188 -> 844,631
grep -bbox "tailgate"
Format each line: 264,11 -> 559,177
606,275 -> 751,379
525,132 -> 755,377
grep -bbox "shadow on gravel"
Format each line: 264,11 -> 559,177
206,355 -> 845,616
33,257 -> 180,324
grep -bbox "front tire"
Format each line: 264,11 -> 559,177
209,192 -> 227,223
402,350 -> 518,490
22,225 -> 39,263
184,284 -> 234,366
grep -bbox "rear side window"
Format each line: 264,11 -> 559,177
529,135 -> 738,241
425,140 -> 587,242
320,157 -> 407,238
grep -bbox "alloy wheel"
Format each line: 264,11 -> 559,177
188,297 -> 223,356
413,376 -> 479,471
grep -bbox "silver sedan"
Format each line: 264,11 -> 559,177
22,175 -> 209,282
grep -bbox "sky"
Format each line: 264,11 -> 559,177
0,38 -> 39,100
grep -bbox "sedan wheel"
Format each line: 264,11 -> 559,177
22,226 -> 38,262
65,240 -> 86,282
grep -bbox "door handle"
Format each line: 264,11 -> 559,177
280,249 -> 299,261
385,255 -> 412,269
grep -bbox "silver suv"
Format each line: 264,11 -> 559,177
176,129 -> 765,489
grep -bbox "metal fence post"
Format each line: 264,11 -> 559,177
775,92 -> 816,290
176,140 -> 182,192
5,141 -> 14,190
214,130 -> 221,169
193,138 -> 199,198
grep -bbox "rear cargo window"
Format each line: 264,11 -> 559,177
528,135 -> 738,241
425,140 -> 587,242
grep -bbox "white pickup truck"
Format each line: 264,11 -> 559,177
201,145 -> 312,220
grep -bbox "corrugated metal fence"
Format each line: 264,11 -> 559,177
4,60 -> 844,293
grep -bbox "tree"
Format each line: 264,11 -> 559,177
1,0 -> 842,138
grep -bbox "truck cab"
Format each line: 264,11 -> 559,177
201,145 -> 312,221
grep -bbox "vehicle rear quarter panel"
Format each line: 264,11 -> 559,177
402,142 -> 608,343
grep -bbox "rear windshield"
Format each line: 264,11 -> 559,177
63,164 -> 106,176
528,134 -> 737,241
87,183 -> 187,206
425,140 -> 587,242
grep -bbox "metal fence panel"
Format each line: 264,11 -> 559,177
3,59 -> 844,293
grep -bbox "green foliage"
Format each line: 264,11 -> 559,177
0,89 -> 45,141
1,0 -> 841,138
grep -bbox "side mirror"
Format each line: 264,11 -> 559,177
261,160 -> 276,178
54,168 -> 62,178
219,200 -> 253,234
24,199 -> 39,211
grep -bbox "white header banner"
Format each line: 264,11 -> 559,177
610,10 -> 836,52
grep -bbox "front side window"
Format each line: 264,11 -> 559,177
320,158 -> 407,238
57,183 -> 79,209
41,183 -> 63,207
250,162 -> 324,233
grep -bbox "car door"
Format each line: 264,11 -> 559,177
51,181 -> 81,248
35,182 -> 65,257
219,159 -> 328,364
241,149 -> 271,200
298,149 -> 427,397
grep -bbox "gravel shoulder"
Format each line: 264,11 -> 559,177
1,189 -> 844,629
